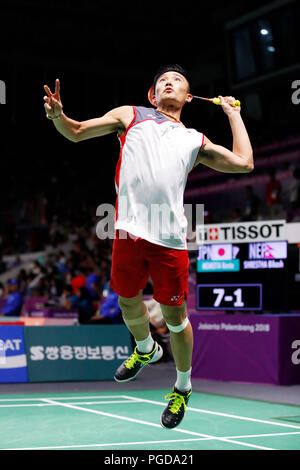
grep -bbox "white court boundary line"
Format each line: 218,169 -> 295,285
6,432 -> 300,451
0,400 -> 138,408
6,437 -> 212,451
0,395 -> 125,402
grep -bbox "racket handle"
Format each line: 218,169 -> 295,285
213,97 -> 241,107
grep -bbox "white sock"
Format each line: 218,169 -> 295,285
175,368 -> 192,392
136,333 -> 155,353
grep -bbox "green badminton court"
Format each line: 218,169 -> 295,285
0,389 -> 299,450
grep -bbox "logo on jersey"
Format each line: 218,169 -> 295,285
171,296 -> 180,302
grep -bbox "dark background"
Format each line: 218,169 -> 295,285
0,0 -> 299,223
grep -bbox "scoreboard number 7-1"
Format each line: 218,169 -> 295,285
213,288 -> 245,307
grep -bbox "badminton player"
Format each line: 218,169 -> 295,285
43,64 -> 253,429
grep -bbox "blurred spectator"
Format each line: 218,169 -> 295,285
34,276 -> 48,297
0,282 -> 4,299
0,279 -> 23,316
286,167 -> 300,222
89,285 -> 122,324
76,287 -> 95,324
288,167 -> 300,209
242,185 -> 262,221
31,287 -> 44,298
47,276 -> 61,300
85,267 -> 101,300
62,284 -> 79,310
18,268 -> 28,295
31,260 -> 43,276
63,284 -> 95,324
12,256 -> 21,268
101,279 -> 111,297
26,268 -> 45,297
71,269 -> 86,294
265,168 -> 281,217
55,251 -> 69,275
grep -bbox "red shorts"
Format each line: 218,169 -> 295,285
110,230 -> 189,306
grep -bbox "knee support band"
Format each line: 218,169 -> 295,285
122,309 -> 150,327
166,316 -> 189,333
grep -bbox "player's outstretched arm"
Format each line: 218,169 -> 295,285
196,96 -> 254,173
197,136 -> 254,173
43,79 -> 134,142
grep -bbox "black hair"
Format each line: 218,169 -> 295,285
152,64 -> 191,91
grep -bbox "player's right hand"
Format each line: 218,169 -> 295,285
43,79 -> 63,118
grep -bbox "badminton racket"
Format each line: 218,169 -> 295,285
192,95 -> 241,107
148,86 -> 241,108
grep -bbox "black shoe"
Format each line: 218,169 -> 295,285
160,387 -> 192,429
114,342 -> 163,383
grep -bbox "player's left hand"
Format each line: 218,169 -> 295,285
218,95 -> 241,116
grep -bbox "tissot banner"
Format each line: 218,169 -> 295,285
196,220 -> 286,244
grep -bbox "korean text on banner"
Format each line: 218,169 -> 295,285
24,325 -> 132,382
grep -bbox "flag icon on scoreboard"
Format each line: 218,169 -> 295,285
210,244 -> 232,260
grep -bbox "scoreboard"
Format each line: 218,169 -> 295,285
197,283 -> 262,311
195,220 -> 300,312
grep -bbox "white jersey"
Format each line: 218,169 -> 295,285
114,106 -> 204,250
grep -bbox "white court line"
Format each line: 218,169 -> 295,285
5,437 -> 212,451
38,398 -> 273,450
5,431 -> 300,451
0,395 -> 125,402
225,431 -> 300,440
122,395 -> 300,431
0,400 -> 138,408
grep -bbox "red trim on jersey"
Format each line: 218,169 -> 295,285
190,133 -> 205,172
114,106 -> 137,225
130,118 -> 171,129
